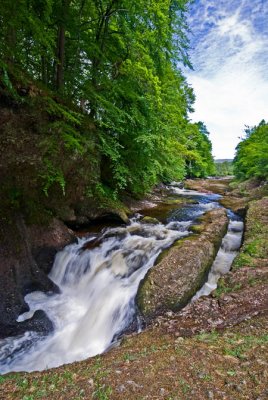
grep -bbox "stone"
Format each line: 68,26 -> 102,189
137,208 -> 228,321
1,310 -> 53,338
141,216 -> 160,225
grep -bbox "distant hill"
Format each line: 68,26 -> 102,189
215,159 -> 233,163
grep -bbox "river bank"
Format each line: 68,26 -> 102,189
1,178 -> 268,399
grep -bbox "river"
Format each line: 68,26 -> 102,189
0,184 -> 243,373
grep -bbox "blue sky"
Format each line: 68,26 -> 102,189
185,0 -> 268,159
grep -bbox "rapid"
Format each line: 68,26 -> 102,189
0,184 -> 243,373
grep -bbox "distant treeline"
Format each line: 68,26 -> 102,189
214,161 -> 233,177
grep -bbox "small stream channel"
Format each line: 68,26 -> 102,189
0,184 -> 243,373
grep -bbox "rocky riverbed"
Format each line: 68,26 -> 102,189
1,178 -> 268,399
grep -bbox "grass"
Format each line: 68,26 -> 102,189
196,330 -> 220,343
1,319 -> 268,400
213,279 -> 242,297
232,253 -> 255,270
93,384 -> 112,400
178,378 -> 191,394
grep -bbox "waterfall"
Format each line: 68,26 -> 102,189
0,218 -> 190,373
192,218 -> 244,300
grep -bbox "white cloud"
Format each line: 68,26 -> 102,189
186,0 -> 268,158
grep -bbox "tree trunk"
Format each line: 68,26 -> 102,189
56,25 -> 65,90
6,27 -> 16,65
55,0 -> 71,91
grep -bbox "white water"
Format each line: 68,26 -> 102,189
0,219 -> 190,373
192,219 -> 244,300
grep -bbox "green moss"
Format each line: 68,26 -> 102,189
243,238 -> 268,258
141,216 -> 160,224
232,253 -> 255,270
190,224 -> 204,234
213,278 -> 242,298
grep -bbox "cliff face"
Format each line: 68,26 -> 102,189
0,84 -> 101,224
0,216 -> 75,338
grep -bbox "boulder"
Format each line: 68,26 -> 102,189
140,216 -> 160,225
72,198 -> 130,228
137,208 -> 228,321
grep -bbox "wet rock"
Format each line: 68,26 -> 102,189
219,196 -> 247,216
82,237 -> 102,251
137,208 -> 228,321
185,178 -> 231,195
140,216 -> 160,225
29,218 -> 75,274
0,216 -> 74,338
0,310 -> 53,338
74,198 -> 130,227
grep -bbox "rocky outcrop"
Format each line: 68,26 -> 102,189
184,178 -> 231,195
2,310 -> 54,338
137,208 -> 228,321
0,216 -> 74,338
154,282 -> 268,337
219,196 -> 247,216
64,198 -> 130,229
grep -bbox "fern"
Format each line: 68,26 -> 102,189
39,159 -> 66,197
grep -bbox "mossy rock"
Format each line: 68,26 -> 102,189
141,216 -> 160,225
137,208 -> 228,320
190,224 -> 204,234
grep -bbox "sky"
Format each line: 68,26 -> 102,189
185,0 -> 268,159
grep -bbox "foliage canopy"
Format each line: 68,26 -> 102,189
0,0 -> 215,200
234,120 -> 268,181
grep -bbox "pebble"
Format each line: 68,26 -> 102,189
117,384 -> 126,392
88,378 -> 94,387
166,311 -> 174,317
175,336 -> 184,342
256,359 -> 267,366
208,390 -> 214,399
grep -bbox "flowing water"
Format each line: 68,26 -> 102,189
0,185 -> 243,373
192,212 -> 244,300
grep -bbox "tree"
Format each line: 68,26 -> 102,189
182,122 -> 215,178
234,120 -> 268,180
0,0 -> 216,198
